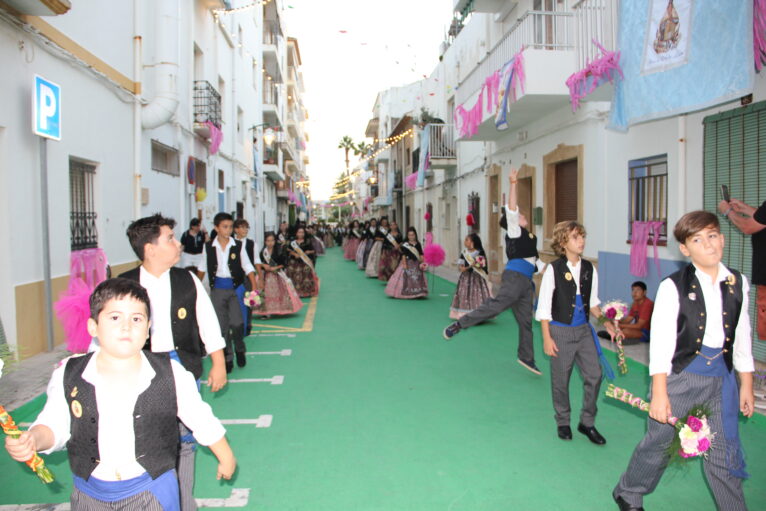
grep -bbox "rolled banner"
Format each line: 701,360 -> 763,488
0,405 -> 55,484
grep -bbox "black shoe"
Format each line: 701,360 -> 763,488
443,322 -> 461,340
236,351 -> 247,368
597,330 -> 611,340
557,425 -> 572,440
517,358 -> 542,375
225,359 -> 233,374
578,423 -> 606,445
613,494 -> 644,511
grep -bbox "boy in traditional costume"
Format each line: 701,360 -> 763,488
613,211 -> 754,511
5,279 -> 235,510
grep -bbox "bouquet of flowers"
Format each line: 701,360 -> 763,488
243,290 -> 262,308
598,300 -> 629,374
605,385 -> 715,460
475,255 -> 486,268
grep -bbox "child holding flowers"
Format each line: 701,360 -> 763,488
5,278 -> 236,510
535,220 -> 614,445
613,211 -> 754,511
449,233 -> 492,319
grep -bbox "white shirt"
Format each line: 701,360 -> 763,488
649,263 -> 754,376
198,237 -> 256,277
32,350 -> 226,481
138,266 -> 225,355
503,205 -> 545,271
535,258 -> 601,322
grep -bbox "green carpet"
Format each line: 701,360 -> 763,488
1,247 -> 765,509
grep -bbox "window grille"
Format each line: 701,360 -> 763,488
70,159 -> 98,251
151,140 -> 180,176
628,154 -> 668,239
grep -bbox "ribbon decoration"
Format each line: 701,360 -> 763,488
565,39 -> 623,112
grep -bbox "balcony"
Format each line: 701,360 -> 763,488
571,0 -> 619,103
455,10 -> 575,141
263,20 -> 284,82
263,83 -> 283,128
428,124 -> 457,170
453,0 -> 510,14
193,80 -> 221,138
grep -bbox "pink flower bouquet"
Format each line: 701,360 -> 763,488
605,385 -> 714,460
243,290 -> 262,308
598,300 -> 630,374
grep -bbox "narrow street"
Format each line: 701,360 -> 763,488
3,247 -> 765,510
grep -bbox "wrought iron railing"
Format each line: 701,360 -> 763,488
456,10 -> 574,106
428,124 -> 456,158
193,80 -> 221,127
71,212 -> 98,251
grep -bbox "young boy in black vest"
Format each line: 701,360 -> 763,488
5,278 -> 235,510
121,213 -> 227,511
443,168 -> 545,375
536,220 -> 613,445
613,211 -> 754,511
198,213 -> 257,373
233,219 -> 263,336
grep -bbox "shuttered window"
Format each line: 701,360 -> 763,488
703,100 -> 766,362
555,159 -> 578,223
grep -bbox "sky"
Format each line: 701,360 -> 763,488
282,0 -> 455,200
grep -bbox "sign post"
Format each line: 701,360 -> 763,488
33,75 -> 61,351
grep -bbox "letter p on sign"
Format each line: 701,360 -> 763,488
33,75 -> 61,140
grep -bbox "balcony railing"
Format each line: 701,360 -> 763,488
263,20 -> 283,47
193,80 -> 221,127
456,10 -> 574,105
263,83 -> 280,106
428,124 -> 456,159
573,0 -> 618,70
71,212 -> 98,251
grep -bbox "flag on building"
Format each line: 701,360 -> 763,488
609,0 -> 754,131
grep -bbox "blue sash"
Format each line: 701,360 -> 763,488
214,277 -> 235,290
685,345 -> 748,479
73,469 -> 179,510
504,258 -> 535,279
551,295 -> 615,380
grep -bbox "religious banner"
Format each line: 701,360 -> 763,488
610,0 -> 753,131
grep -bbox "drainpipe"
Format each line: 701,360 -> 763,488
142,0 -> 180,129
678,114 -> 687,214
133,0 -> 142,219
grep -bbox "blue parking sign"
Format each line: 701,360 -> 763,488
33,75 -> 61,140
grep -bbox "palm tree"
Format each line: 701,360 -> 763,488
354,141 -> 372,160
338,135 -> 355,175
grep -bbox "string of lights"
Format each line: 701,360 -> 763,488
356,127 -> 415,166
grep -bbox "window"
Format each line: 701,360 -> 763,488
69,159 -> 98,251
151,140 -> 180,176
628,154 -> 668,240
426,202 -> 433,232
252,58 -> 258,90
468,192 -> 480,233
703,101 -> 766,361
237,106 -> 243,140
195,159 -> 207,191
555,159 -> 578,224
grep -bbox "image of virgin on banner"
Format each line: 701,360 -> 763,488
642,0 -> 693,74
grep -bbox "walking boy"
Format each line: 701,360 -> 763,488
198,213 -> 258,372
613,211 -> 754,511
233,219 -> 263,336
536,220 -> 613,444
443,167 -> 544,375
5,278 -> 236,510
121,213 -> 227,511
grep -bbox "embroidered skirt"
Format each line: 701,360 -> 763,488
356,239 -> 369,269
285,259 -> 319,297
385,259 -> 429,299
377,247 -> 400,281
312,237 -> 326,256
365,241 -> 384,277
255,270 -> 304,316
449,270 -> 492,319
323,233 -> 335,248
345,237 -> 361,260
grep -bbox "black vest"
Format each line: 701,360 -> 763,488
205,239 -> 245,288
667,264 -> 743,374
551,257 -> 593,324
64,352 -> 179,480
499,212 -> 538,261
120,267 -> 204,379
243,239 -> 255,267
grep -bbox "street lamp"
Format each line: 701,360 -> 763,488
263,128 -> 276,147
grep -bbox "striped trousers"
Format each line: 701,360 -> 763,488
614,371 -> 747,510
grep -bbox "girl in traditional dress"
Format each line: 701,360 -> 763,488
285,226 -> 319,297
385,227 -> 429,299
365,217 -> 388,277
344,220 -> 362,260
378,221 -> 403,281
308,225 -> 326,257
360,218 -> 378,270
449,233 -> 492,319
355,220 -> 370,269
255,232 -> 304,316
322,224 -> 335,248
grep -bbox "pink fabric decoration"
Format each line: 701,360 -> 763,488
405,172 -> 419,190
485,70 -> 501,111
509,50 -> 526,103
454,90 -> 484,138
423,243 -> 446,267
425,232 -> 433,246
629,221 -> 665,278
205,121 -> 223,154
54,248 -> 109,353
565,40 -> 623,112
756,0 -> 766,72
424,211 -> 432,221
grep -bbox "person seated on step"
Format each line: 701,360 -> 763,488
598,281 -> 653,345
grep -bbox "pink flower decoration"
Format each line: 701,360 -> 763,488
605,307 -> 616,319
697,437 -> 711,452
687,416 -> 703,432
